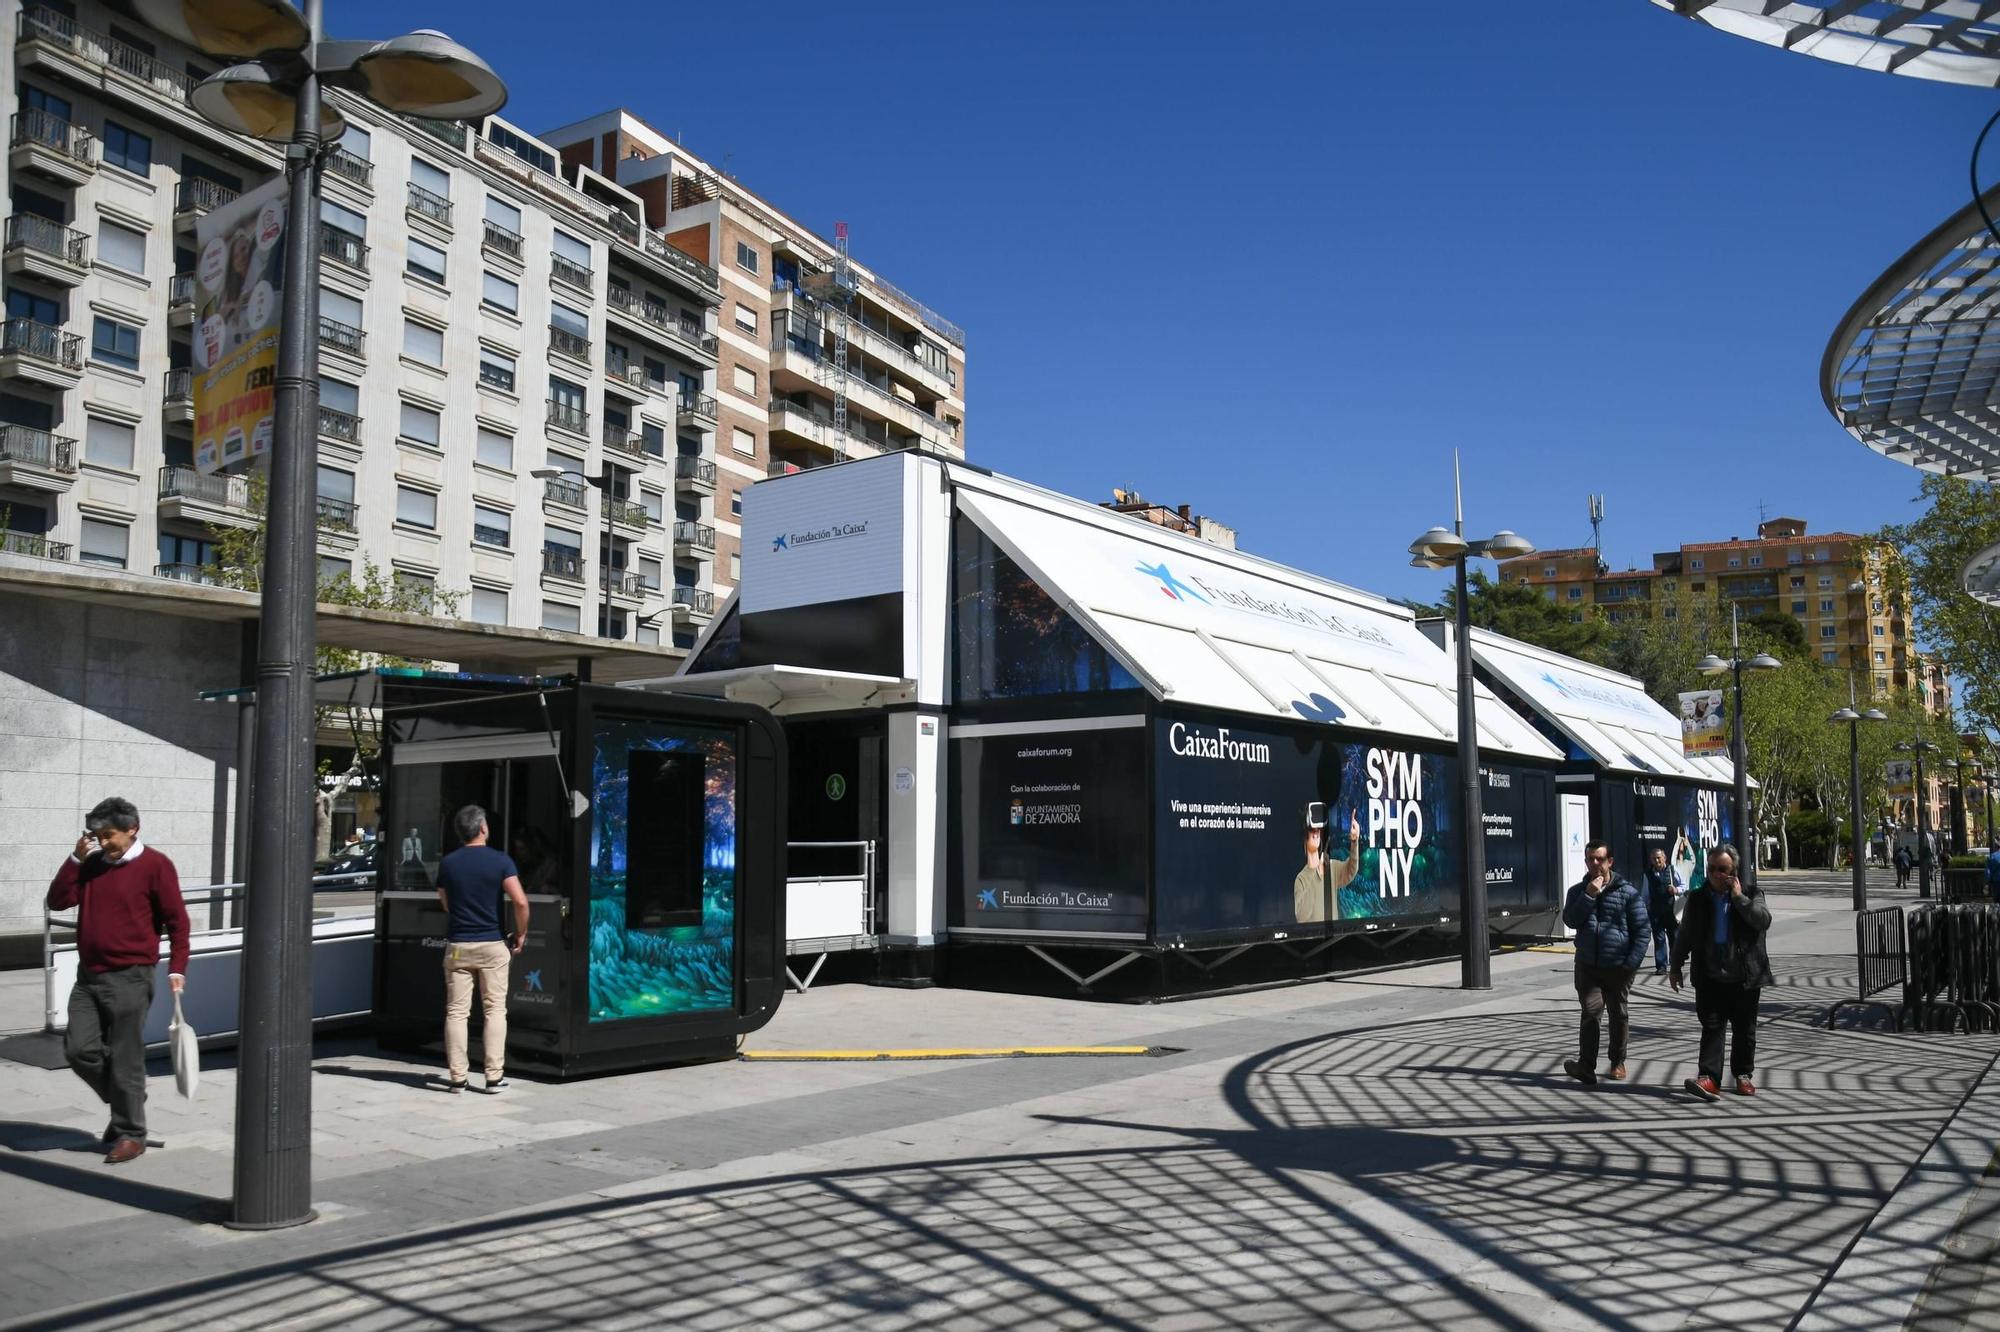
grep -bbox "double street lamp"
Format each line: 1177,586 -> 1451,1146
1407,472 -> 1533,991
1828,681 -> 1888,912
145,0 -> 507,1231
1894,738 -> 1942,898
1696,608 -> 1780,889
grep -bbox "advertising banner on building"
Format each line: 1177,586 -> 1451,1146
952,724 -> 1149,937
193,176 -> 286,475
1887,759 -> 1915,800
1678,689 -> 1727,758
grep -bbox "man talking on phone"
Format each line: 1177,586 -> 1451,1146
46,797 -> 189,1164
1670,844 -> 1771,1100
1560,839 -> 1648,1085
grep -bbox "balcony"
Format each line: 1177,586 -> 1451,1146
673,519 -> 716,558
678,394 -> 719,429
601,567 -> 645,602
154,562 -> 227,586
10,109 -> 96,186
607,216 -> 722,298
606,497 -> 649,531
400,114 -> 467,150
548,324 -> 592,364
482,220 -> 524,263
3,214 -> 88,286
168,272 -> 194,327
604,286 -> 718,362
550,252 -> 592,291
0,317 -> 83,388
604,354 -> 648,397
541,548 -> 584,583
0,529 -> 71,561
318,316 -> 365,359
1720,580 -> 1777,600
319,224 -> 368,272
407,182 -> 451,228
543,475 -> 586,509
603,424 -> 646,461
315,495 -> 358,534
545,399 -> 589,438
674,588 -> 717,621
0,424 -> 78,493
325,148 -> 373,192
674,455 -> 717,494
164,367 -> 193,425
319,405 -> 361,446
172,177 -> 239,230
158,465 -> 259,529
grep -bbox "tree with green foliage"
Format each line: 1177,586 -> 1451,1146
1881,475 -> 2000,739
1439,569 -> 1610,661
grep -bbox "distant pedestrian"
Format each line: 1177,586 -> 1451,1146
1643,847 -> 1679,977
1894,844 -> 1913,890
45,797 -> 190,1164
435,805 -> 529,1093
1671,844 -> 1772,1101
1986,843 -> 2000,905
1561,840 -> 1649,1085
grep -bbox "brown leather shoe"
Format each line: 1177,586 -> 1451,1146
1684,1076 -> 1721,1102
1734,1077 -> 1756,1097
1606,1064 -> 1628,1081
104,1137 -> 145,1165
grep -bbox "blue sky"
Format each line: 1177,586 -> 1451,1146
347,0 -> 1985,603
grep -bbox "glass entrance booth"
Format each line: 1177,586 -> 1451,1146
373,678 -> 786,1076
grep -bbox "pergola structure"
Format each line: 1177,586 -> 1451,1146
1650,1 -> 2000,87
1966,538 -> 2000,605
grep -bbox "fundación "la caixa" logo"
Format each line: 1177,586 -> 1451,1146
771,519 -> 870,554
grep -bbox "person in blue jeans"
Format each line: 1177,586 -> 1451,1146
1643,847 -> 1679,977
1987,843 -> 2000,904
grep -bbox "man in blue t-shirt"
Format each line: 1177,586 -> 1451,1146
434,804 -> 530,1093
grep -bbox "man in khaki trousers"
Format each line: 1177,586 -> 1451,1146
434,805 -> 530,1093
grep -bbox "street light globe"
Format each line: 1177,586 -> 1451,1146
348,31 -> 508,120
1480,530 -> 1535,560
1747,653 -> 1783,671
1408,526 -> 1467,563
1863,709 -> 1890,722
1695,653 -> 1729,676
191,62 -> 345,141
529,467 -> 564,480
126,0 -> 310,58
1830,708 -> 1861,723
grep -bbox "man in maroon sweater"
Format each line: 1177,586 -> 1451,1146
46,797 -> 190,1164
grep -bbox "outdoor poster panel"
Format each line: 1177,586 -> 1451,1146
1604,777 -> 1732,895
1477,763 -> 1554,914
193,176 -> 286,475
1887,759 -> 1916,799
952,726 -> 1150,936
1678,689 -> 1727,758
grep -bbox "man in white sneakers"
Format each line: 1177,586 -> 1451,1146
435,805 -> 529,1093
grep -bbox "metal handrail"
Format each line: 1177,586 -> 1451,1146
169,272 -> 194,306
543,476 -> 586,508
154,561 -> 223,585
545,398 -> 589,435
4,212 -> 88,265
160,465 -> 256,510
318,316 -> 365,356
316,495 -> 358,531
601,567 -> 645,597
550,252 -> 593,289
548,325 -> 592,362
175,177 -> 239,213
21,7 -> 198,105
603,425 -> 646,458
319,224 -> 368,269
407,182 -> 451,225
0,530 -> 72,560
678,393 -> 718,420
401,114 -> 467,149
319,405 -> 361,442
325,148 -> 373,189
165,366 -> 193,401
482,219 -> 524,259
477,362 -> 516,393
674,519 -> 716,550
0,423 -> 78,471
677,587 -> 717,615
10,108 -> 96,163
606,497 -> 650,528
473,523 -> 510,548
675,455 -> 717,486
541,548 -> 584,581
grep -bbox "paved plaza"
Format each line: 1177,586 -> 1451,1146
1,869 -> 1996,1330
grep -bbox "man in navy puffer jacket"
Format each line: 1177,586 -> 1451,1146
1559,839 -> 1650,1086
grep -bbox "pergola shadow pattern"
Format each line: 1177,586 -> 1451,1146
20,960 -> 1999,1332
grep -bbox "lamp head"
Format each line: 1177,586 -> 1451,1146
1407,526 -> 1467,564
1476,530 -> 1535,560
530,467 -> 565,481
1830,708 -> 1861,723
190,62 -> 345,141
123,0 -> 309,58
341,30 -> 508,121
1863,709 -> 1890,722
1746,653 -> 1783,671
1695,653 -> 1729,676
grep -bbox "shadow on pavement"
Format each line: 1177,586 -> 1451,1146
0,1135 -> 225,1224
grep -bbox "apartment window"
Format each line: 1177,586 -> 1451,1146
321,287 -> 363,330
1748,554 -> 1763,567
549,377 -> 586,419
395,570 -> 436,607
735,241 -> 759,274
8,289 -> 60,325
636,623 -> 660,646
98,221 -> 146,275
470,587 -> 508,625
85,417 -> 136,471
79,519 -> 129,569
1566,586 -> 1582,600
730,552 -> 740,581
732,365 -> 756,396
1814,546 -> 1830,561
317,465 -> 355,505
1819,598 -> 1834,613
1726,556 -> 1741,568
730,491 -> 743,517
552,228 -> 591,270
399,401 -> 441,447
1818,624 -> 1835,639
482,272 -> 518,314
1542,566 -> 1556,578
1875,650 -> 1887,664
479,346 -> 516,393
484,195 -> 522,233
320,376 -> 359,417
541,600 -> 580,633
550,301 -> 588,338
102,122 -> 151,175
321,198 -> 366,238
1823,651 -> 1838,663
23,86 -> 71,121
402,318 -> 443,366
641,422 -> 666,457
543,523 -> 582,555
1790,599 -> 1806,614
636,556 -> 663,591
319,555 -> 353,586
1789,576 -> 1804,589
734,303 -> 757,334
644,355 -> 669,389
91,317 -> 140,370
407,236 -> 447,284
472,504 -> 511,548
1818,575 -> 1834,589
1874,625 -> 1886,637
1690,558 -> 1704,571
396,485 -> 437,529
476,427 -> 514,470
730,427 -> 755,457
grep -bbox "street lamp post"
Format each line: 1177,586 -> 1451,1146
1696,607 -> 1780,890
147,0 -> 507,1231
1895,739 -> 1940,899
1828,679 -> 1888,912
1407,457 -> 1534,991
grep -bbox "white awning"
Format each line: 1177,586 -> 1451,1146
633,664 -> 913,714
952,484 -> 1563,761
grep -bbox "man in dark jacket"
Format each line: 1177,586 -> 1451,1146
1560,840 -> 1650,1086
1670,843 -> 1772,1101
1642,847 -> 1678,977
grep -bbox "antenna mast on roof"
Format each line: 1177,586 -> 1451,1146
1588,494 -> 1606,574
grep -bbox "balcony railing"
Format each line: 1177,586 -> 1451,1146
606,497 -> 650,528
548,325 -> 592,362
4,213 -> 87,266
482,220 -> 523,260
675,456 -> 717,486
316,495 -> 358,532
318,316 -> 364,356
20,8 -> 197,105
473,523 -> 510,549
159,465 -> 256,511
478,361 -> 515,393
676,587 -> 717,616
606,284 -> 668,329
601,567 -> 645,598
0,529 -> 71,560
319,405 -> 360,443
673,519 -> 716,550
10,109 -> 95,164
541,548 -> 584,582
1721,581 -> 1777,600
400,114 -> 467,150
165,366 -> 192,402
319,224 -> 368,270
550,252 -> 592,289
325,148 -> 373,189
670,313 -> 718,356
678,394 -> 718,422
543,476 -> 586,508
1,318 -> 82,370
546,399 -> 589,435
0,424 -> 77,471
175,177 -> 238,214
639,228 -> 721,291
603,424 -> 645,458
169,272 -> 194,306
605,355 -> 647,390
406,182 -> 451,226
154,562 -> 224,585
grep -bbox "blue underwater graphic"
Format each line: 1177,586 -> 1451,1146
587,720 -> 738,1022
